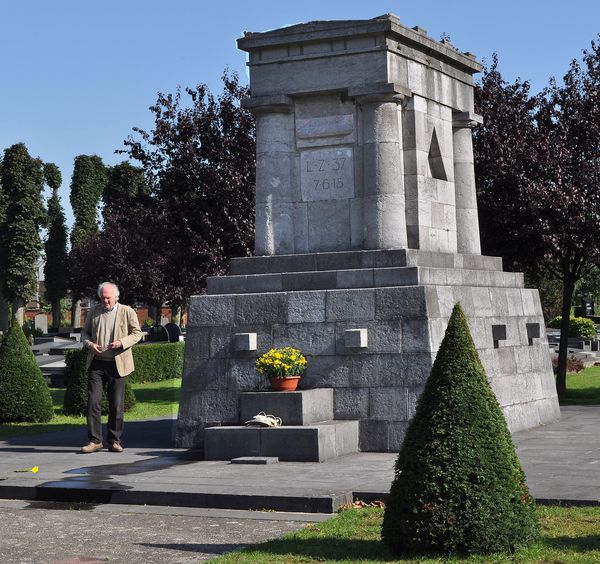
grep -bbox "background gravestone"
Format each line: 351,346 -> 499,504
34,314 -> 48,335
176,14 -> 560,451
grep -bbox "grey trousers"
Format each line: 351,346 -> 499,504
87,358 -> 126,445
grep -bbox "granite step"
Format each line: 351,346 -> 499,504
229,249 -> 503,276
208,265 -> 523,295
240,388 -> 334,426
204,420 -> 359,462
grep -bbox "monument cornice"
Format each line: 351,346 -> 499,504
237,13 -> 482,76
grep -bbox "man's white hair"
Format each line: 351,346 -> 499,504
97,281 -> 120,299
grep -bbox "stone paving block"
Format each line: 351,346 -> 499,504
373,267 -> 419,287
246,274 -> 284,293
282,271 -> 338,291
235,293 -> 287,324
208,327 -> 233,358
229,255 -> 270,275
369,387 -> 409,420
207,275 -> 247,294
183,327 -> 210,360
240,389 -> 334,426
333,388 -> 369,419
375,286 -> 427,320
287,290 -> 326,323
359,420 -> 389,452
326,289 -> 375,321
387,420 -> 410,452
188,295 -> 236,326
349,355 -> 380,387
401,318 -> 431,352
205,427 -> 261,460
337,268 -> 374,289
335,321 -> 402,355
302,354 -> 351,388
230,359 -> 266,392
377,353 -> 433,387
272,322 -> 336,356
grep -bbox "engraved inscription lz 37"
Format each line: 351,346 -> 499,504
300,148 -> 354,202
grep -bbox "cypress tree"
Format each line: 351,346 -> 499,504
0,318 -> 53,422
68,155 -> 107,326
0,144 -> 46,320
43,163 -> 68,330
381,303 -> 538,556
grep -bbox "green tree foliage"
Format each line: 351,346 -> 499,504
63,348 -> 136,416
0,319 -> 53,422
43,163 -> 68,330
69,155 -> 107,248
68,155 -> 107,313
474,40 -> 600,396
0,143 -> 46,305
120,71 -> 255,306
381,304 -> 538,556
69,161 -> 151,304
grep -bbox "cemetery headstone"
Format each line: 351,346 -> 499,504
34,314 -> 48,335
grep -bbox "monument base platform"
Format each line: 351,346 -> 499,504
176,249 -> 560,452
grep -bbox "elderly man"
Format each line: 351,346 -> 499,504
80,282 -> 142,453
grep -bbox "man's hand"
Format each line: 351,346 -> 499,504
89,342 -> 103,354
110,340 -> 123,349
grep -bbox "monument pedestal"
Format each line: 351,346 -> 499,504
177,249 -> 559,452
204,389 -> 359,462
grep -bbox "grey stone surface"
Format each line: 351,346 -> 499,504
240,388 -> 334,426
233,332 -> 257,352
344,328 -> 368,349
177,15 -> 558,451
204,420 -> 359,462
238,14 -> 482,256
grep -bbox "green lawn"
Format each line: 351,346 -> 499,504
210,505 -> 600,563
561,365 -> 600,405
0,378 -> 181,440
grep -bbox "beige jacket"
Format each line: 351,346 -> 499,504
81,303 -> 143,377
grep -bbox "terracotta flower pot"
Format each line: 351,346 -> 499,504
269,376 -> 301,391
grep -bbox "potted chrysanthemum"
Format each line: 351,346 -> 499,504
255,347 -> 307,391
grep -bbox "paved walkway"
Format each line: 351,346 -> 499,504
0,406 -> 599,514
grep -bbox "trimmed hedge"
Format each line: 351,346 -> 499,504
381,303 -> 538,556
0,320 -> 53,423
548,315 -> 597,339
63,349 -> 136,416
128,342 -> 185,383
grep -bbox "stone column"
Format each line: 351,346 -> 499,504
352,84 -> 409,250
453,111 -> 483,255
244,96 -> 295,256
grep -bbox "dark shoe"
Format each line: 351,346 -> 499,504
81,442 -> 103,453
109,442 -> 124,453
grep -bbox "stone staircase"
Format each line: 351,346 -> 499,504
204,388 -> 359,462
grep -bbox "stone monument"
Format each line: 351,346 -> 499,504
176,14 -> 560,453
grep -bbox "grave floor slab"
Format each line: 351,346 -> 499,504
0,407 -> 598,513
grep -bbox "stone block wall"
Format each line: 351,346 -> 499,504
176,257 -> 559,451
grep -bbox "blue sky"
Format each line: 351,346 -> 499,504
1,0 -> 599,228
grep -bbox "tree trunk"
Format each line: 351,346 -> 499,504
171,305 -> 181,325
71,299 -> 82,329
148,304 -> 158,325
12,299 -> 25,326
0,287 -> 8,333
556,274 -> 576,397
51,299 -> 61,331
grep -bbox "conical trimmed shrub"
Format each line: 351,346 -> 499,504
0,318 -> 53,422
63,349 -> 136,416
382,303 -> 538,556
